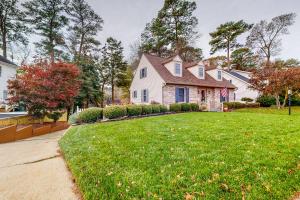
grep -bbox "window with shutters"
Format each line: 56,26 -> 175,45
132,90 -> 137,98
140,67 -> 147,79
175,87 -> 189,103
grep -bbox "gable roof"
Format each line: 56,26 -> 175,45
0,55 -> 16,66
144,53 -> 235,89
225,70 -> 250,83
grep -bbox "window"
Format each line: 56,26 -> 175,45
175,87 -> 189,103
3,90 -> 7,100
198,66 -> 204,79
229,80 -> 232,83
175,63 -> 181,75
140,68 -> 147,79
141,89 -> 148,102
201,90 -> 206,102
217,70 -> 222,80
132,90 -> 137,98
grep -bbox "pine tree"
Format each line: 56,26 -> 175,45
22,0 -> 68,61
101,37 -> 127,104
209,20 -> 252,68
66,0 -> 103,59
141,0 -> 202,61
231,48 -> 258,70
0,0 -> 29,58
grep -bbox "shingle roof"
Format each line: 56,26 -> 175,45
0,55 -> 16,66
225,70 -> 250,83
144,53 -> 235,89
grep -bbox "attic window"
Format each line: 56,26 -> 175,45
217,70 -> 222,80
198,66 -> 205,79
175,63 -> 181,75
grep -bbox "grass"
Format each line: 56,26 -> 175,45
60,109 -> 300,200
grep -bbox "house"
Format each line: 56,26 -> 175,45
130,53 -> 236,111
0,55 -> 18,105
206,66 -> 259,102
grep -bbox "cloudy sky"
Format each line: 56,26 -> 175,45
86,0 -> 300,61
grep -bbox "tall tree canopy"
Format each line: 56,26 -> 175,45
0,0 -> 29,58
230,48 -> 258,71
23,0 -> 68,61
66,0 -> 103,60
141,0 -> 202,61
246,13 -> 296,65
101,37 -> 127,104
209,20 -> 252,68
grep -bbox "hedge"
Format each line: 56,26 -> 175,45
103,105 -> 127,119
256,95 -> 276,107
141,105 -> 153,115
181,103 -> 191,112
151,105 -> 161,113
160,105 -> 168,113
170,103 -> 182,112
76,107 -> 103,123
126,105 -> 142,116
223,102 -> 260,109
190,103 -> 200,111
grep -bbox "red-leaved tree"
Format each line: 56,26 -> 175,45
8,61 -> 81,122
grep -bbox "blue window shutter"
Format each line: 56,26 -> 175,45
175,87 -> 179,103
140,69 -> 142,79
145,68 -> 147,77
185,88 -> 189,103
146,89 -> 149,102
141,89 -> 143,102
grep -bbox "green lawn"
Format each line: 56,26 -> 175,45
60,110 -> 300,200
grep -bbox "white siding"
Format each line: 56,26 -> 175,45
130,55 -> 165,104
206,68 -> 223,81
0,61 -> 17,102
222,71 -> 259,101
187,62 -> 205,80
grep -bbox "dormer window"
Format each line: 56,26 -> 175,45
217,70 -> 222,80
198,66 -> 205,79
175,63 -> 181,76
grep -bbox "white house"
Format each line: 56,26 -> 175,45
0,55 -> 18,103
130,53 -> 236,111
206,67 -> 259,102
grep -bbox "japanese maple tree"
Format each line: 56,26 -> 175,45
8,61 -> 80,122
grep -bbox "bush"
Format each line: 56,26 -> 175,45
223,102 -> 260,109
256,95 -> 276,107
159,105 -> 168,113
103,106 -> 127,119
169,103 -> 181,112
151,105 -> 161,113
181,103 -> 191,112
241,97 -> 254,102
68,113 -> 79,125
126,105 -> 142,116
77,107 -> 103,123
141,105 -> 152,115
190,103 -> 199,111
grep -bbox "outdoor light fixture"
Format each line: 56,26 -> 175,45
288,89 -> 292,115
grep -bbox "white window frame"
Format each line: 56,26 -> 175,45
217,70 -> 222,80
175,63 -> 181,75
140,67 -> 147,79
141,89 -> 148,103
198,66 -> 205,79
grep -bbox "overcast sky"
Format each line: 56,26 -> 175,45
86,0 -> 300,61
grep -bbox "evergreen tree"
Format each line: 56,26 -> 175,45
0,0 -> 29,58
22,0 -> 68,61
101,37 -> 127,104
231,48 -> 258,70
141,0 -> 202,61
209,20 -> 252,68
66,0 -> 103,59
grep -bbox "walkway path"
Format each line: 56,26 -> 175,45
0,130 -> 79,200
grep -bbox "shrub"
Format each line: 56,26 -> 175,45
159,105 -> 168,113
103,106 -> 127,119
256,95 -> 276,107
223,102 -> 260,109
241,97 -> 254,102
141,105 -> 152,115
181,103 -> 191,112
68,113 -> 79,125
190,103 -> 199,111
77,107 -> 103,123
151,105 -> 161,113
126,105 -> 142,116
169,103 -> 181,112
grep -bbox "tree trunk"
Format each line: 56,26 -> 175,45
282,89 -> 289,108
100,84 -> 105,108
2,30 -> 7,58
78,33 -> 85,58
111,82 -> 115,105
275,94 -> 281,109
227,40 -> 230,69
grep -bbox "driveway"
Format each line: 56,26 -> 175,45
0,130 -> 79,200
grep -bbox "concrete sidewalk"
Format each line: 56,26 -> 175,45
0,130 -> 79,200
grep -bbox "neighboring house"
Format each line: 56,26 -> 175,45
130,53 -> 236,111
206,67 -> 259,102
0,55 -> 18,104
